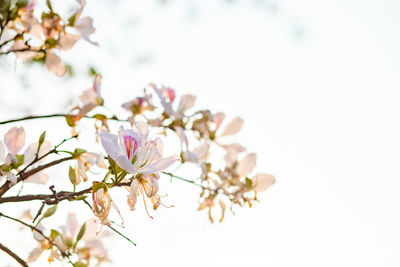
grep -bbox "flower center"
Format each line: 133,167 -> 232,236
123,135 -> 138,160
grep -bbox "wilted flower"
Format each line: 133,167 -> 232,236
92,187 -> 113,225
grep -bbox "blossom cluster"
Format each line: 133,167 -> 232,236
0,0 -> 96,75
0,1 -> 275,266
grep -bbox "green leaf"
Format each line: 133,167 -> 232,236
65,115 -> 76,127
73,148 -> 86,157
88,66 -> 98,76
76,222 -> 86,243
68,13 -> 77,26
46,0 -> 53,13
69,166 -> 77,185
245,177 -> 253,188
50,229 -> 61,238
93,114 -> 107,120
12,155 -> 24,169
92,181 -> 107,192
69,195 -> 88,201
73,261 -> 87,267
108,156 -> 117,175
37,205 -> 57,224
37,131 -> 46,153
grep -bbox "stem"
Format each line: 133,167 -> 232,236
0,187 -> 91,204
162,171 -> 202,187
82,199 -> 136,246
0,242 -> 28,267
0,113 -> 127,125
0,212 -> 71,261
0,156 -> 74,197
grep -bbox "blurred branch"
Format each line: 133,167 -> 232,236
0,242 -> 28,267
0,113 -> 127,125
0,212 -> 72,262
0,156 -> 74,197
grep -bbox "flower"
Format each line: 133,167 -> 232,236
99,123 -> 178,216
4,126 -> 25,155
73,152 -> 108,184
151,84 -> 196,119
99,123 -> 178,175
92,187 -> 113,225
77,74 -> 103,116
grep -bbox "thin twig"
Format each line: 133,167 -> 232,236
0,113 -> 127,125
0,242 -> 28,267
0,212 -> 71,262
82,199 -> 136,246
162,171 -> 202,187
32,202 -> 45,224
0,156 -> 74,197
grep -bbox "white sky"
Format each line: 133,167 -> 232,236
1,0 -> 400,266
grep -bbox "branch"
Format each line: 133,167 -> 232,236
0,113 -> 127,125
0,156 -> 74,197
0,187 -> 91,204
0,47 -> 44,56
0,242 -> 28,267
0,212 -> 71,261
162,171 -> 202,187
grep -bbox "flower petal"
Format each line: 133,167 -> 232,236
127,179 -> 139,211
221,117 -> 243,136
45,51 -> 67,76
237,153 -> 257,177
57,32 -> 80,51
142,154 -> 179,174
251,173 -> 275,192
99,128 -> 120,160
4,127 -> 25,154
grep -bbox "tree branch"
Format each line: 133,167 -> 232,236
0,187 -> 91,204
0,242 -> 28,267
0,212 -> 71,261
0,156 -> 74,197
0,113 -> 127,125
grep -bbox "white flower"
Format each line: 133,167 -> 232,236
75,152 -> 108,184
99,123 -> 179,175
77,74 -> 102,116
4,127 -> 25,155
151,84 -> 196,118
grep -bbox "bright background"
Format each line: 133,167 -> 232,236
1,0 -> 400,266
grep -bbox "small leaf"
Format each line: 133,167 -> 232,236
69,166 -> 77,185
73,261 -> 87,267
37,205 -> 57,224
93,114 -> 107,120
245,177 -> 253,188
76,222 -> 86,243
92,181 -> 107,192
69,195 -> 88,201
12,155 -> 24,169
37,131 -> 46,153
50,229 -> 61,238
68,13 -> 77,26
73,148 -> 86,157
65,115 -> 76,127
46,0 -> 53,13
108,157 -> 117,175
